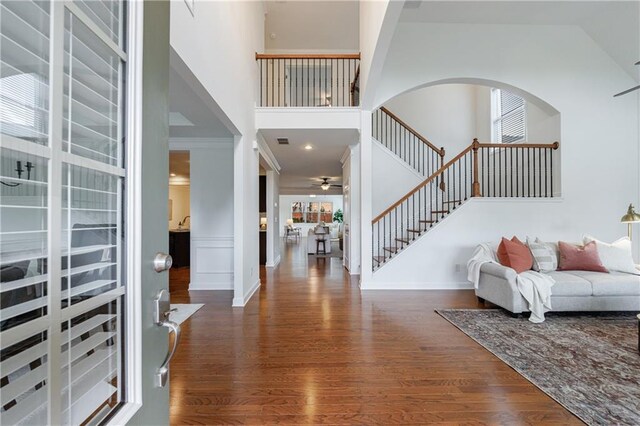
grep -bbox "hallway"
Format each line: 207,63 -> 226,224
168,242 -> 578,424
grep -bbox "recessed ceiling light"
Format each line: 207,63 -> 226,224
170,173 -> 176,177
304,144 -> 313,150
309,194 -> 316,198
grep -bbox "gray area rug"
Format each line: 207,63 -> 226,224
436,309 -> 640,425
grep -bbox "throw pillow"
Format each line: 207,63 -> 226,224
557,241 -> 608,272
526,237 -> 558,272
583,235 -> 639,275
497,237 -> 533,274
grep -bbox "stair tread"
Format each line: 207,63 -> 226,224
443,200 -> 462,204
396,238 -> 410,244
406,229 -> 422,233
419,220 -> 435,223
383,246 -> 398,253
373,256 -> 386,263
431,210 -> 450,214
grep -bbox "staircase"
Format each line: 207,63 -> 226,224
372,138 -> 560,270
372,107 -> 445,177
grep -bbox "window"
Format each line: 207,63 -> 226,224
491,89 -> 526,143
290,202 -> 333,224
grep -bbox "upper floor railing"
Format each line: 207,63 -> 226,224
256,53 -> 360,107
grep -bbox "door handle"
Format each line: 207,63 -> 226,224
153,289 -> 181,387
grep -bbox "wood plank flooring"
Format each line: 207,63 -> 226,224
169,240 -> 581,425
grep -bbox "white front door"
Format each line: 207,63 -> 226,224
0,1 -> 171,425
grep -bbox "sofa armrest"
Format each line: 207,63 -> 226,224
480,262 -> 517,282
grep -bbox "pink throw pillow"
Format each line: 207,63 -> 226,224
497,237 -> 533,274
557,241 -> 608,273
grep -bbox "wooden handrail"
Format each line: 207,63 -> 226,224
372,145 -> 474,224
255,53 -> 361,60
379,106 -> 445,157
372,140 -> 560,224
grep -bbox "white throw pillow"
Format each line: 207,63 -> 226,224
526,237 -> 558,272
583,235 -> 639,275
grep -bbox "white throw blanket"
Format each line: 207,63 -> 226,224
467,244 -> 555,323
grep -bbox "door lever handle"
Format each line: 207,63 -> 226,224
155,318 -> 181,387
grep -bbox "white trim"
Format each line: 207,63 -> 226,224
256,133 -> 281,172
255,107 -> 359,113
64,2 -> 128,62
372,136 -> 424,179
265,254 -> 281,268
360,281 -> 474,290
47,3 -> 65,423
232,279 -> 260,307
0,134 -> 52,158
189,281 -> 233,291
61,151 -> 125,177
340,146 -> 351,165
120,0 -> 144,421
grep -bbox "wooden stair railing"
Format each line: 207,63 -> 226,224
372,139 -> 560,270
255,53 -> 361,107
372,107 -> 445,177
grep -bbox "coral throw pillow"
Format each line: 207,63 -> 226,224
557,241 -> 608,272
497,237 -> 533,274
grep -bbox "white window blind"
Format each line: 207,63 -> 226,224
0,1 -> 127,425
491,89 -> 526,143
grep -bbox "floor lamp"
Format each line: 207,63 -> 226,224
620,204 -> 640,240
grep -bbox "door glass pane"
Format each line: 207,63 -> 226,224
0,147 -> 48,332
60,299 -> 121,425
63,8 -> 122,166
61,164 -> 121,308
0,1 -> 50,145
73,0 -> 122,47
0,330 -> 49,425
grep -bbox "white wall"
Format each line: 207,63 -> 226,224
168,185 -> 190,230
189,145 -> 234,290
372,138 -> 423,217
171,1 -> 264,306
279,194 -> 344,237
383,84 -> 560,161
266,170 -> 281,267
366,23 -> 639,288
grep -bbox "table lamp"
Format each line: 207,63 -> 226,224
620,204 -> 640,240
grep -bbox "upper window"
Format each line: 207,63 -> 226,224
491,89 -> 526,143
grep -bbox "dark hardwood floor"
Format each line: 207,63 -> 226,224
169,240 -> 580,425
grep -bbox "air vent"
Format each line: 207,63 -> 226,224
277,138 -> 289,145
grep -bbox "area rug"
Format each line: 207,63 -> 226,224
169,303 -> 204,326
436,309 -> 640,425
308,241 -> 343,259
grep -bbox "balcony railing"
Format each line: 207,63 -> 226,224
256,53 -> 360,107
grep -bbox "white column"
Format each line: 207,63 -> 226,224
359,110 -> 373,285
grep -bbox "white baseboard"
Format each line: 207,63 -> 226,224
232,279 -> 261,307
360,281 -> 474,290
188,281 -> 233,290
266,254 -> 281,268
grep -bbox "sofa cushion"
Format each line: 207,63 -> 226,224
546,271 -> 593,296
557,241 -> 608,273
567,271 -> 640,296
497,237 -> 533,273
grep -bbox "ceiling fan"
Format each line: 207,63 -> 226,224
312,178 -> 342,191
613,60 -> 640,97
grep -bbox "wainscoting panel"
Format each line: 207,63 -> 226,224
189,237 -> 234,290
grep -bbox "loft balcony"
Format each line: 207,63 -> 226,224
255,53 -> 360,108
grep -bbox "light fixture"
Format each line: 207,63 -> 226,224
304,144 -> 313,150
620,204 -> 640,240
309,194 -> 316,198
170,173 -> 176,177
321,182 -> 330,191
286,218 -> 294,226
